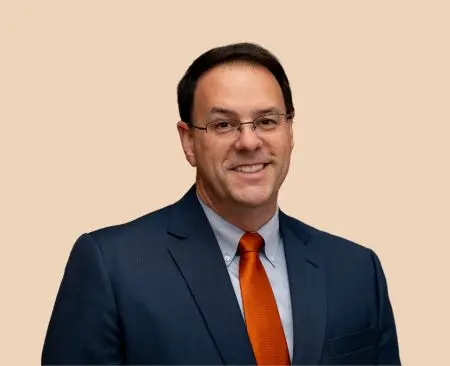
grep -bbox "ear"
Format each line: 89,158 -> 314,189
177,121 -> 197,167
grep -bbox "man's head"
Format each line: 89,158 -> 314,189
177,42 -> 295,220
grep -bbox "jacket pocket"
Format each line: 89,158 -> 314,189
326,326 -> 376,358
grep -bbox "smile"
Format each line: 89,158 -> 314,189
233,163 -> 267,173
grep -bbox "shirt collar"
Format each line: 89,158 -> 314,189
196,193 -> 281,268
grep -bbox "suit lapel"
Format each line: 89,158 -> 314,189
166,186 -> 256,365
280,212 -> 327,365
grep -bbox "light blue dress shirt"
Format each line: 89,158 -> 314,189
197,194 -> 294,360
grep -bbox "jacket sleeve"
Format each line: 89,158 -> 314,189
41,233 -> 123,365
371,250 -> 402,365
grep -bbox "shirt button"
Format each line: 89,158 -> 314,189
224,255 -> 231,262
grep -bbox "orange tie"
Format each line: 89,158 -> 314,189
238,232 -> 290,365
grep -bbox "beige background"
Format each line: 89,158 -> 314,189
1,1 -> 449,364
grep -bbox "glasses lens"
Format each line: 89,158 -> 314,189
209,120 -> 240,134
255,114 -> 282,131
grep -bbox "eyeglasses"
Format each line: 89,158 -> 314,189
191,113 -> 293,136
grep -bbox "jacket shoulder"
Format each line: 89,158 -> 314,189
82,202 -> 175,253
282,213 -> 375,258
283,214 -> 383,287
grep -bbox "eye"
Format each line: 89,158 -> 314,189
211,120 -> 236,133
257,117 -> 279,129
217,121 -> 231,128
260,118 -> 276,125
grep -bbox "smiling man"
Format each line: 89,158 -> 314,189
42,43 -> 401,365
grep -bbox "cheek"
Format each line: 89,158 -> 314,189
281,131 -> 294,156
270,139 -> 293,173
194,140 -> 228,175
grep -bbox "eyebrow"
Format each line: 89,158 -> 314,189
208,107 -> 237,116
208,106 -> 283,117
255,107 -> 283,116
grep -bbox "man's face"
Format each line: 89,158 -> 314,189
178,62 -> 294,210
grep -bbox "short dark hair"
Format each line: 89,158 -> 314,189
177,42 -> 295,125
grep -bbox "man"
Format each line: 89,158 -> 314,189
41,42 -> 401,365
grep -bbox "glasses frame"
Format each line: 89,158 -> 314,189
190,112 -> 294,135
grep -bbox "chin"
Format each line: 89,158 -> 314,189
230,187 -> 274,207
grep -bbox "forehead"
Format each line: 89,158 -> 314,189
193,62 -> 285,117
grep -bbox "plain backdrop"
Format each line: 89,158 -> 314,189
1,1 -> 449,365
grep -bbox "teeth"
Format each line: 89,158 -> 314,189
235,164 -> 265,173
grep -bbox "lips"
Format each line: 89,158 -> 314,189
231,163 -> 269,173
234,164 -> 264,173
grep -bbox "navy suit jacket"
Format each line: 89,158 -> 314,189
42,185 -> 401,365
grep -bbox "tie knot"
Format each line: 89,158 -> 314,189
239,232 -> 264,253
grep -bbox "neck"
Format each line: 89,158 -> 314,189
196,185 -> 278,232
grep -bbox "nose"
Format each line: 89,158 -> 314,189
234,124 -> 263,151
